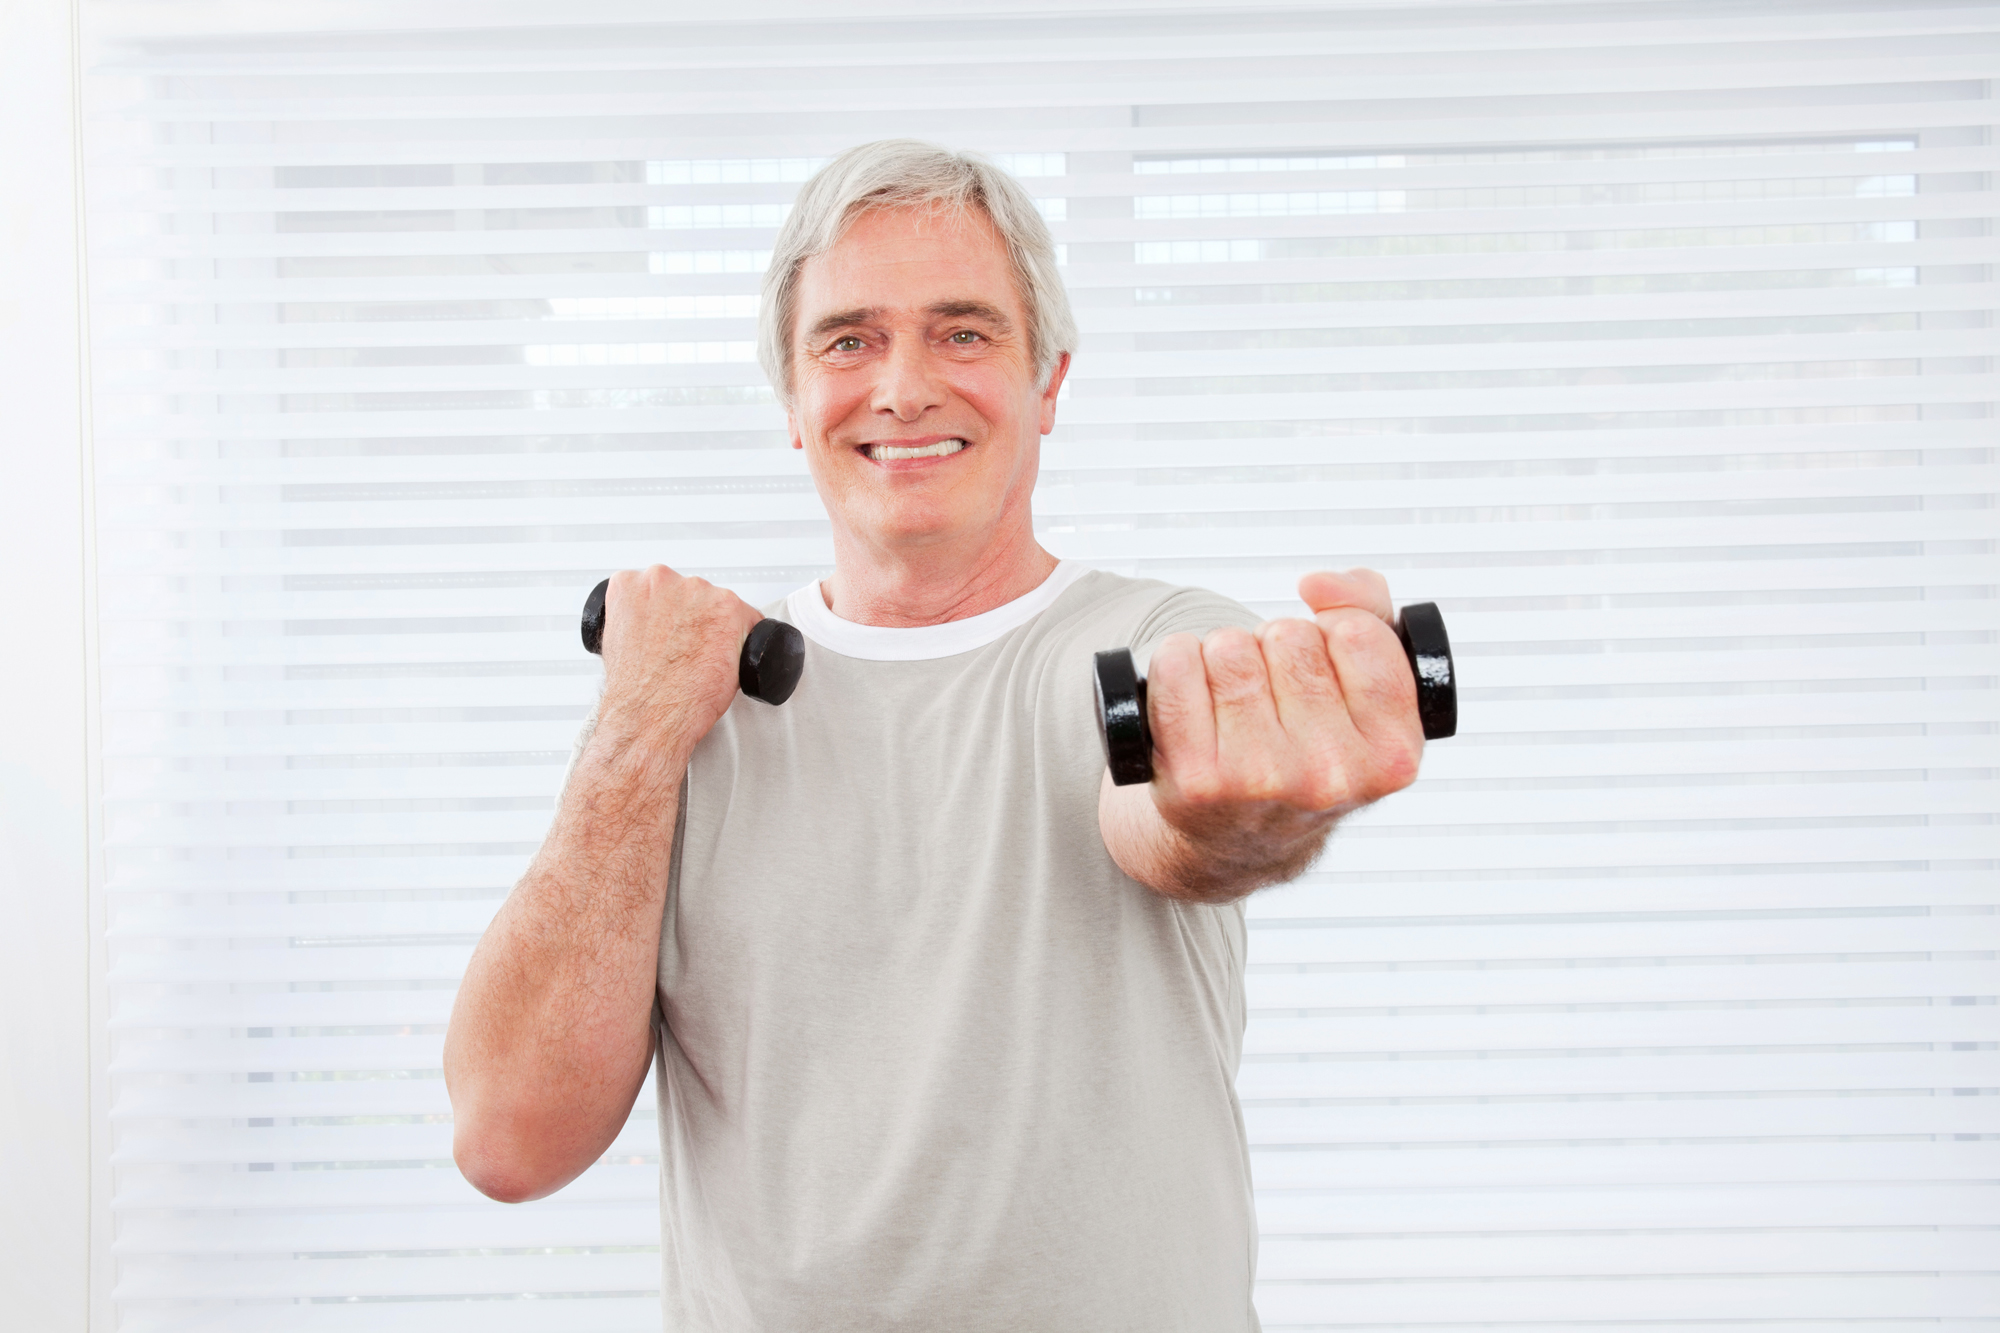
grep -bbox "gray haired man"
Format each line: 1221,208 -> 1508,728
444,140 -> 1425,1331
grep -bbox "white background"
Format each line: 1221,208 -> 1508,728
1,0 -> 109,1327
3,1 -> 1996,1329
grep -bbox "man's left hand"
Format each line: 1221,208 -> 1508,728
1098,569 -> 1424,901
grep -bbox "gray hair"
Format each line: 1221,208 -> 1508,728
758,140 -> 1078,408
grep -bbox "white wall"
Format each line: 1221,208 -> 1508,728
0,0 -> 105,1326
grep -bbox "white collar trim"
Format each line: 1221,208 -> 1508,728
784,561 -> 1093,662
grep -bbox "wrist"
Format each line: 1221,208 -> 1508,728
1114,780 -> 1336,902
581,708 -> 700,795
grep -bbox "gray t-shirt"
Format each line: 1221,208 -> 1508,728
575,565 -> 1264,1331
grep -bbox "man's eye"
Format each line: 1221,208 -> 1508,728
832,336 -> 864,352
949,330 -> 982,345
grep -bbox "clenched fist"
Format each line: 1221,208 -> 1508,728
1100,569 -> 1425,901
595,565 -> 765,764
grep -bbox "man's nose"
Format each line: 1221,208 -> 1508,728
871,337 -> 947,422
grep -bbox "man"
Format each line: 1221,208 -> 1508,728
444,140 -> 1422,1331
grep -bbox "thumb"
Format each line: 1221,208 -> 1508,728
1298,568 -> 1394,625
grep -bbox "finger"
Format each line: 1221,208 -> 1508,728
680,577 -> 759,658
1142,632 -> 1215,782
1255,616 -> 1350,746
613,563 -> 681,611
1200,626 -> 1288,793
599,568 -> 648,658
1298,568 -> 1393,626
1317,607 -> 1422,766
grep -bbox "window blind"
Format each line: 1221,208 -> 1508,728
80,2 -> 1997,1329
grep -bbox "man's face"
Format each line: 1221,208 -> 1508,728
785,205 -> 1067,558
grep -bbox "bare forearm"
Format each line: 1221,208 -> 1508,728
445,723 -> 687,1201
1098,774 -> 1333,904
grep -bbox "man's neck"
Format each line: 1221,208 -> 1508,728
820,525 -> 1059,628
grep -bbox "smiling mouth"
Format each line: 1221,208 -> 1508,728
863,438 -> 967,461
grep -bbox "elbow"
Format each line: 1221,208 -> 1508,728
443,1024 -> 650,1204
447,1076 -> 577,1203
452,1117 -> 565,1204
458,1157 -> 534,1205
444,1032 -> 568,1203
459,1164 -> 541,1206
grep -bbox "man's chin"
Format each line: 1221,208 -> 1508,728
850,500 -> 979,549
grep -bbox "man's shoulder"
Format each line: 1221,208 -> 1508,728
1042,568 -> 1262,653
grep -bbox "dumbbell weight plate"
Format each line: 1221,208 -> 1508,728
1396,601 -> 1456,743
580,578 -> 611,655
738,618 -> 806,706
580,577 -> 806,707
1094,601 -> 1458,787
1092,647 -> 1154,788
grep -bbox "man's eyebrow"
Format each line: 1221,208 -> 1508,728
928,300 -> 1013,330
803,301 -> 1013,343
803,308 -> 879,342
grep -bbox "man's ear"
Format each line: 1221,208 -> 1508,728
786,410 -> 802,450
1038,351 -> 1071,435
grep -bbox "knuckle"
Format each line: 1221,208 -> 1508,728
1243,766 -> 1289,805
1212,748 -> 1284,805
1203,628 -> 1267,689
1165,634 -> 1205,663
1263,618 -> 1335,685
1260,617 -> 1314,655
1203,627 -> 1251,663
1377,738 -> 1422,791
1303,770 -> 1353,811
1273,616 -> 1321,646
1330,613 -> 1379,654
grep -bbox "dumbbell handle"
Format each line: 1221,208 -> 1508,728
580,578 -> 806,707
1094,602 -> 1457,787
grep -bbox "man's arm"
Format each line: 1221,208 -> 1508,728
1098,569 -> 1424,904
443,567 -> 760,1203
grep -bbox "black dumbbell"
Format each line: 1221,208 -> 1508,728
1093,602 -> 1457,787
581,578 -> 806,706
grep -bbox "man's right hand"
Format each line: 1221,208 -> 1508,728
596,565 -> 765,763
444,565 -> 761,1205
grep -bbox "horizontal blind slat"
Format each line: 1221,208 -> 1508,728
1247,1274 -> 2000,1323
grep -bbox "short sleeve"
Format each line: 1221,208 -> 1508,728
1126,587 -> 1263,674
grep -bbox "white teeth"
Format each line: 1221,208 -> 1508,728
868,438 -> 966,461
